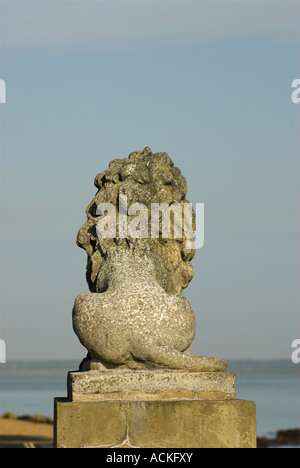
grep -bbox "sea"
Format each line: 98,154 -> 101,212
0,359 -> 299,438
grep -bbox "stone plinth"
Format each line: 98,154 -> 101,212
68,370 -> 236,402
54,370 -> 256,448
54,398 -> 256,448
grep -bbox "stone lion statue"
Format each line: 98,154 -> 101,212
73,147 -> 227,372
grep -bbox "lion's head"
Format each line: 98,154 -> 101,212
77,147 -> 195,294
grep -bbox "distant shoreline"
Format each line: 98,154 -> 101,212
1,358 -> 300,375
0,369 -> 78,376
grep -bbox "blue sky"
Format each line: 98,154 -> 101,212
0,0 -> 299,361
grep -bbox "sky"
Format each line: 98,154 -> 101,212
0,0 -> 299,362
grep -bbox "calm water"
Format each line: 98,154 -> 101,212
0,373 -> 67,418
236,372 -> 300,436
0,365 -> 299,437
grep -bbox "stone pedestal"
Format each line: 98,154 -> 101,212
54,370 -> 256,448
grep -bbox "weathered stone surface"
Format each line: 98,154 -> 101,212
54,399 -> 257,448
54,399 -> 128,449
68,370 -> 236,401
73,147 -> 227,372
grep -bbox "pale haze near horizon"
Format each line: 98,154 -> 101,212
0,0 -> 299,362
